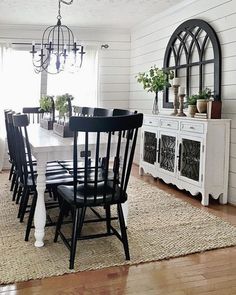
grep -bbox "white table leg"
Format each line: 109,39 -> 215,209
34,153 -> 47,247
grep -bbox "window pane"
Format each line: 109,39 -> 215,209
2,49 -> 41,112
47,49 -> 98,107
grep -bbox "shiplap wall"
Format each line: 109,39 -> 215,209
0,25 -> 130,168
130,0 -> 236,204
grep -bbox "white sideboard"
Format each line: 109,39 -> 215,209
139,114 -> 230,206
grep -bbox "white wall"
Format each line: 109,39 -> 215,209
130,0 -> 236,204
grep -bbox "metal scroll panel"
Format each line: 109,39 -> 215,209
181,138 -> 200,181
143,131 -> 157,164
160,135 -> 176,172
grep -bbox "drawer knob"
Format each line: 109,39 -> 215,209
149,121 -> 152,124
167,123 -> 171,126
190,126 -> 195,129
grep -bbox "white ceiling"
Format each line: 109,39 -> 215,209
0,0 -> 185,29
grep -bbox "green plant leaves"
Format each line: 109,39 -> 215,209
39,95 -> 54,112
136,66 -> 173,94
55,93 -> 74,118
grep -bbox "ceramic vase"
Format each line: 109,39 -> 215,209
188,105 -> 197,117
152,92 -> 159,114
196,99 -> 208,113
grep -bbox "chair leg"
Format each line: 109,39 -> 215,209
105,205 -> 111,234
17,187 -> 27,218
10,172 -> 16,192
12,177 -> 19,201
54,200 -> 66,243
19,188 -> 30,222
15,185 -> 22,205
9,163 -> 14,180
25,191 -> 37,241
117,203 -> 130,260
77,207 -> 86,237
70,207 -> 80,270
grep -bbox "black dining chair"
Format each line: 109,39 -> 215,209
4,110 -> 15,182
54,113 -> 143,269
22,107 -> 44,124
93,107 -> 113,117
73,106 -> 94,117
5,111 -> 20,196
12,114 -> 74,241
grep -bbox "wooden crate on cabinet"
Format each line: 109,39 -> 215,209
139,114 -> 230,206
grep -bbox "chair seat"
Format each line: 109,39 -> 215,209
58,183 -> 127,206
59,159 -> 103,170
26,171 -> 73,186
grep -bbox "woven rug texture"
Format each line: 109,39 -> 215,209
0,171 -> 236,285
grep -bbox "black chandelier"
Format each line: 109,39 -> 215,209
30,0 -> 85,74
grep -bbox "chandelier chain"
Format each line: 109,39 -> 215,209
57,0 -> 74,20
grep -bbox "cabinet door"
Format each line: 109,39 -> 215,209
141,127 -> 158,165
178,136 -> 203,186
158,131 -> 177,175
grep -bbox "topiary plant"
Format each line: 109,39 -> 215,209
55,93 -> 74,120
187,94 -> 198,106
197,87 -> 213,100
39,95 -> 54,112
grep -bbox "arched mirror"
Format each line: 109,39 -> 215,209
163,19 -> 221,108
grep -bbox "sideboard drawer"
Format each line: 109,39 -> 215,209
143,116 -> 159,126
180,122 -> 204,134
160,119 -> 178,130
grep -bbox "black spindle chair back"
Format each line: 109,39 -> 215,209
22,107 -> 44,124
12,114 -> 36,190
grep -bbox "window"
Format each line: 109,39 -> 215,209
47,48 -> 98,107
1,48 -> 41,112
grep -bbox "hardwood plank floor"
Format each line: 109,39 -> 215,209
1,165 -> 236,295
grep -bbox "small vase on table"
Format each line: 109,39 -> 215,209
152,92 -> 159,115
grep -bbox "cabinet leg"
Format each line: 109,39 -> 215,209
201,194 -> 209,206
139,166 -> 144,176
219,193 -> 227,205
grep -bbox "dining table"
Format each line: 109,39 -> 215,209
27,124 -> 128,247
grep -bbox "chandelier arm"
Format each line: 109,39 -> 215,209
60,0 -> 73,5
30,0 -> 84,74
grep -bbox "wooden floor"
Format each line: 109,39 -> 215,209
1,165 -> 236,295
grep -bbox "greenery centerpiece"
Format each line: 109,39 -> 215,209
136,66 -> 174,114
39,95 -> 55,130
53,93 -> 74,137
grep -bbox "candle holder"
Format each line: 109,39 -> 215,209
177,94 -> 186,117
170,85 -> 179,116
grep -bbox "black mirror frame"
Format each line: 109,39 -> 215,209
163,19 -> 221,108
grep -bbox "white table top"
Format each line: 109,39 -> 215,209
27,125 -> 111,154
27,125 -> 74,153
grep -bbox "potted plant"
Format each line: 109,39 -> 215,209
39,95 -> 55,130
196,88 -> 213,113
53,93 -> 74,137
136,66 -> 174,114
187,94 -> 198,117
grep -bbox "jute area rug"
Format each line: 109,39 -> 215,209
1,171 -> 236,285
